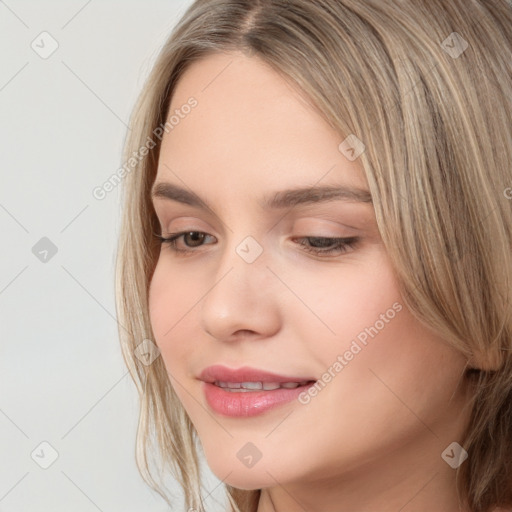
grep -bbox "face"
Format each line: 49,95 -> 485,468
148,51 -> 471,498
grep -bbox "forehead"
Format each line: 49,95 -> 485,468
158,51 -> 368,199
170,50 -> 314,115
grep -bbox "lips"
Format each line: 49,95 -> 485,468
198,365 -> 317,417
198,364 -> 316,384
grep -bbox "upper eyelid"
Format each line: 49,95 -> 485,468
152,202 -> 229,233
151,198 -> 372,246
158,219 -> 364,238
155,209 -> 369,227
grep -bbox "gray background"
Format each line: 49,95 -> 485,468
0,1 -> 226,510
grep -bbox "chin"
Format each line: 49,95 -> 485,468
204,451 -> 279,490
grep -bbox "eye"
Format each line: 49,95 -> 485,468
154,231 -> 358,258
293,236 -> 358,256
155,231 -> 216,254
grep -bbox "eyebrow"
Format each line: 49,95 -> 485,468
151,181 -> 373,211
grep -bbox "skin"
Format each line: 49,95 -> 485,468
148,51 -> 475,512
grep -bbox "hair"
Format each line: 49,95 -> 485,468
114,1 -> 512,511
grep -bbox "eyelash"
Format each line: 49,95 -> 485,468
154,231 -> 359,257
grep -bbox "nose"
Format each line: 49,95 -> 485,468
199,238 -> 282,342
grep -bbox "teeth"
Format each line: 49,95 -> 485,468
281,382 -> 300,389
214,381 -> 307,391
241,381 -> 263,390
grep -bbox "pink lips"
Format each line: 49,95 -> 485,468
198,365 -> 317,417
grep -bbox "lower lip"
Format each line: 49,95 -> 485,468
202,382 -> 315,417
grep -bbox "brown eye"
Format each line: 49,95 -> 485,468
182,231 -> 207,247
155,231 -> 216,254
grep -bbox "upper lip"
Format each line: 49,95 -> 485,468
198,365 -> 317,384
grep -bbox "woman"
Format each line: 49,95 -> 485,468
114,1 -> 512,511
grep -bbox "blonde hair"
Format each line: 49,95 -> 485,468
114,1 -> 512,511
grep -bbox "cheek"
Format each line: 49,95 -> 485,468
148,260 -> 205,413
148,256 -> 203,340
148,259 -> 195,368
283,249 -> 402,349
278,250 -> 467,440
302,291 -> 468,465
148,262 -> 172,345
